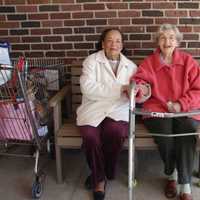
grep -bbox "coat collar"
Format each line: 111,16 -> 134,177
96,50 -> 129,67
153,48 -> 185,71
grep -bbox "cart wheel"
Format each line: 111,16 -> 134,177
196,181 -> 200,188
32,181 -> 43,199
193,170 -> 200,178
132,179 -> 137,187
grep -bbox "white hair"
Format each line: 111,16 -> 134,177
154,24 -> 183,45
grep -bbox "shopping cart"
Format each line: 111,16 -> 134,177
0,42 -> 68,199
0,55 -> 52,198
128,82 -> 200,200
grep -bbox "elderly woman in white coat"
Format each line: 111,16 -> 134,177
76,28 -> 137,200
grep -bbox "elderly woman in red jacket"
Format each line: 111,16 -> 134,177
131,24 -> 200,200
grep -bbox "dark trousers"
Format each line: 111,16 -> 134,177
144,117 -> 199,184
79,117 -> 128,187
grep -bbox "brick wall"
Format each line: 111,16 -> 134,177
0,0 -> 200,65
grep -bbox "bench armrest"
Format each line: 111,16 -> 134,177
49,85 -> 71,108
49,85 -> 71,132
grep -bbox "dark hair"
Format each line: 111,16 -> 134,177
95,28 -> 125,52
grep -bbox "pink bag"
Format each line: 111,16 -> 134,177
0,102 -> 33,141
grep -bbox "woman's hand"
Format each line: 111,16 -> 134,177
121,83 -> 150,101
167,101 -> 181,112
136,84 -> 149,97
121,85 -> 130,98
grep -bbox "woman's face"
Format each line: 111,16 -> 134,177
102,30 -> 123,60
158,29 -> 178,58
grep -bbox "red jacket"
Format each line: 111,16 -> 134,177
132,48 -> 200,120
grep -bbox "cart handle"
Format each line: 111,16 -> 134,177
133,108 -> 200,118
129,82 -> 200,118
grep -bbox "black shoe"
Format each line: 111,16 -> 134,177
93,191 -> 105,200
84,175 -> 92,190
93,180 -> 107,200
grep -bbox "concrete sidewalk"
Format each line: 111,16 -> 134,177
0,149 -> 199,200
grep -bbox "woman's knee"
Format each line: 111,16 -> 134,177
79,126 -> 101,147
103,118 -> 128,138
176,136 -> 196,147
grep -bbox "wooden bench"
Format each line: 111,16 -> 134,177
49,59 -> 200,184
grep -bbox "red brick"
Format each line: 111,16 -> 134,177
22,36 -> 41,43
124,42 -> 141,49
178,3 -> 199,9
53,28 -> 72,34
188,42 -> 200,48
178,26 -> 193,33
64,20 -> 85,26
180,42 -> 186,48
190,10 -> 200,17
0,36 -> 20,43
155,18 -> 178,24
31,43 -> 51,50
121,26 -> 145,33
74,27 -> 95,34
42,20 -> 63,27
16,5 -> 37,13
0,30 -> 8,35
146,26 -> 159,33
130,3 -> 151,10
142,10 -> 163,17
99,0 -> 121,2
0,15 -> 5,20
52,0 -> 74,3
132,18 -> 153,25
134,49 -> 153,56
183,34 -> 199,41
85,35 -> 99,41
52,43 -> 73,49
61,4 -> 82,11
74,43 -> 94,49
142,42 -> 157,49
25,51 -> 45,58
108,19 -> 130,25
12,44 -> 30,50
95,11 -> 116,18
31,29 -> 51,35
118,11 -> 140,18
72,12 -> 93,19
43,36 -> 62,42
27,0 -> 49,4
130,34 -> 151,41
4,0 -> 25,4
83,3 -> 105,10
50,12 -> 70,19
165,10 -> 188,17
46,51 -> 65,57
106,3 -> 128,10
86,19 -> 107,26
153,3 -> 176,9
10,52 -> 24,58
193,26 -> 200,32
180,18 -> 200,25
67,50 -> 88,57
10,29 -> 28,35
64,35 -> 83,41
28,13 -> 49,20
186,49 -> 200,57
0,22 -> 19,28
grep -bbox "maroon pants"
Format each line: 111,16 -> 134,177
79,117 -> 128,187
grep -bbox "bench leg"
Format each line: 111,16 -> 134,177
56,145 -> 63,183
198,151 -> 200,178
